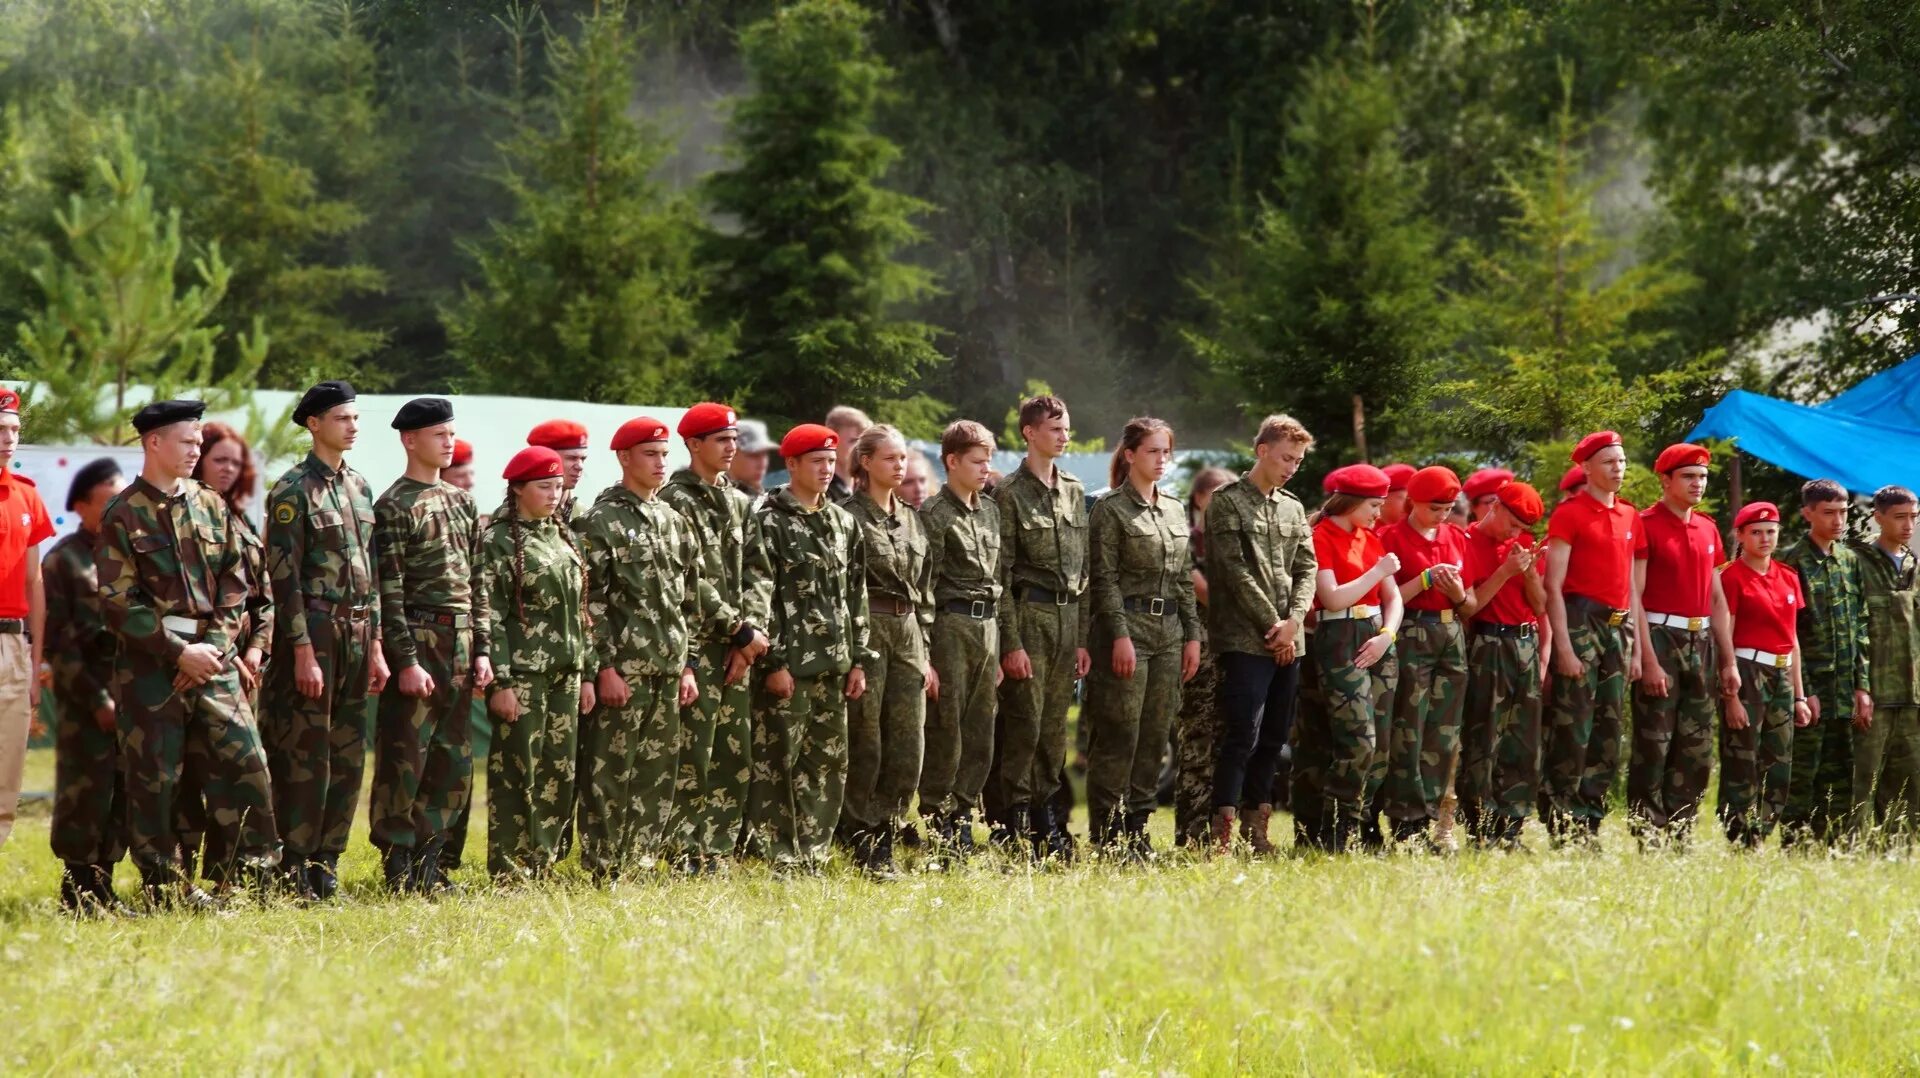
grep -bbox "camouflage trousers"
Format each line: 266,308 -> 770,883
262,611 -> 371,858
118,661 -> 279,879
577,669 -> 681,871
1541,600 -> 1628,835
1290,620 -> 1397,848
1782,674 -> 1855,845
1718,659 -> 1795,845
985,600 -> 1080,823
1384,616 -> 1466,825
670,637 -> 753,858
487,672 -> 580,879
1627,624 -> 1718,837
1172,651 -> 1221,846
841,613 -> 926,832
1458,625 -> 1543,829
50,689 -> 127,866
744,670 -> 850,866
921,611 -> 998,817
1083,611 -> 1184,841
1852,704 -> 1920,842
442,693 -> 487,869
370,623 -> 473,851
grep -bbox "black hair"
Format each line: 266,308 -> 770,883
1873,486 -> 1918,512
67,457 -> 122,511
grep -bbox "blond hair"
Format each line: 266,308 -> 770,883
851,423 -> 907,492
1255,414 -> 1314,449
940,420 -> 994,469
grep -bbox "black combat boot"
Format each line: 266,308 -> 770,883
59,863 -> 89,915
870,824 -> 899,880
949,811 -> 978,857
413,834 -> 453,895
310,853 -> 341,901
1001,804 -> 1033,861
284,859 -> 319,903
383,845 -> 415,894
1125,811 -> 1156,863
85,864 -> 139,917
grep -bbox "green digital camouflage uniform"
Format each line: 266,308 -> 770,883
741,488 -> 874,867
660,468 -> 757,859
577,484 -> 710,872
1778,536 -> 1869,844
369,476 -> 489,864
1292,618 -> 1398,850
1850,537 -> 1920,838
1719,654 -> 1796,845
264,451 -> 380,865
840,491 -> 932,843
1172,651 -> 1220,846
1083,484 -> 1200,844
1543,598 -> 1630,838
918,486 -> 1002,827
98,476 -> 281,881
45,528 -> 125,870
987,464 -> 1088,837
480,508 -> 588,879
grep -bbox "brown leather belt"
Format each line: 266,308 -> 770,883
869,595 -> 915,617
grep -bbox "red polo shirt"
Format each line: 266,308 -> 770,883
0,473 -> 52,618
1380,520 -> 1469,613
1721,558 -> 1803,654
1634,502 -> 1720,618
1547,490 -> 1636,610
1463,524 -> 1541,626
1313,516 -> 1385,611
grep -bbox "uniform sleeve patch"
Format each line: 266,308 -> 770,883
275,502 -> 297,525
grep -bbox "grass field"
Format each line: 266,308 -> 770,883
5,744 -> 1920,1075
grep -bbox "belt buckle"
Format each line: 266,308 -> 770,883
1607,611 -> 1625,626
969,600 -> 988,619
1439,609 -> 1454,624
1055,590 -> 1070,607
1687,616 -> 1705,632
1774,653 -> 1789,669
1148,597 -> 1166,617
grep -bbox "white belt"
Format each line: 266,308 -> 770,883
162,615 -> 203,639
1734,647 -> 1790,669
1647,612 -> 1711,632
1319,604 -> 1379,622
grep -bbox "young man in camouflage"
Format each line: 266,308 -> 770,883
46,458 -> 130,914
989,395 -> 1089,858
741,424 -> 872,871
101,400 -> 282,908
1849,485 -> 1920,841
369,398 -> 493,895
661,402 -> 767,868
527,419 -> 592,527
1779,479 -> 1872,847
577,417 -> 707,878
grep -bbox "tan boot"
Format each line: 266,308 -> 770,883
1210,807 -> 1237,857
1240,803 -> 1276,855
1433,794 -> 1460,854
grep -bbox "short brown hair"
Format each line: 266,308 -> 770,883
1255,414 -> 1314,450
1018,395 -> 1068,436
940,419 -> 994,467
824,405 -> 873,434
1873,485 -> 1917,512
1319,492 -> 1371,519
1801,479 -> 1848,508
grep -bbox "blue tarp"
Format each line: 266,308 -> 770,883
1688,355 -> 1920,492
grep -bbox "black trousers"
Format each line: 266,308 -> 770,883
1212,650 -> 1302,810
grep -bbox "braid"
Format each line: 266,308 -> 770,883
509,496 -> 526,621
556,519 -> 592,635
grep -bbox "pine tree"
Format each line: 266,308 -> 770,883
702,0 -> 940,425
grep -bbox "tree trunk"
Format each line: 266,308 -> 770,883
1352,393 -> 1369,461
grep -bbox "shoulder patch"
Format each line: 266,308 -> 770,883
274,502 -> 298,525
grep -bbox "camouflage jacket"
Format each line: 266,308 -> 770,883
744,487 -> 876,677
994,463 -> 1090,652
1204,475 -> 1318,656
478,512 -> 588,687
44,528 -> 115,710
234,514 -> 274,657
577,484 -> 715,677
661,468 -> 755,647
96,476 -> 255,663
1779,536 -> 1870,696
374,475 -> 490,668
846,490 -> 934,645
922,485 -> 1002,607
265,451 -> 380,649
1088,483 -> 1201,645
1850,537 -> 1920,705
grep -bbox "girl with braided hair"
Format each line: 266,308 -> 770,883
479,447 -> 593,881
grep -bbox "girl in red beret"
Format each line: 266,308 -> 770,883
1717,501 -> 1812,847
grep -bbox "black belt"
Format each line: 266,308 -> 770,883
1566,595 -> 1627,626
1021,587 -> 1079,606
1472,622 -> 1537,638
308,597 -> 374,621
1405,609 -> 1460,625
408,609 -> 471,629
942,599 -> 996,619
869,595 -> 915,617
1122,596 -> 1175,616
0,618 -> 23,634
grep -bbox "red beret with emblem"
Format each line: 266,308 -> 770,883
1407,465 -> 1462,504
1571,430 -> 1623,464
780,423 -> 839,459
1559,465 -> 1586,493
1464,468 -> 1515,501
0,388 -> 20,415
1497,481 -> 1546,525
1653,442 -> 1711,475
612,416 -> 672,451
1382,463 -> 1416,492
450,439 -> 473,467
677,402 -> 738,439
1734,501 -> 1782,530
527,419 -> 589,451
503,446 -> 565,482
1325,463 -> 1391,499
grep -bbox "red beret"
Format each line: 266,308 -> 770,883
1382,463 -> 1416,492
1559,465 -> 1586,493
1497,481 -> 1545,525
527,419 -> 589,451
611,416 -> 672,451
451,439 -> 473,467
0,388 -> 20,415
1325,463 -> 1391,499
1571,430 -> 1622,464
1407,465 -> 1462,504
677,402 -> 738,439
1734,501 -> 1782,530
1654,442 -> 1711,475
503,446 -> 564,483
780,423 -> 839,459
1464,468 -> 1514,501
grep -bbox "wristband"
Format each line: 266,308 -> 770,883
1420,568 -> 1432,591
731,623 -> 757,648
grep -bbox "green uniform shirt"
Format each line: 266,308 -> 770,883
661,468 -> 755,647
744,487 -> 876,677
44,528 -> 115,712
577,483 -> 714,677
994,463 -> 1090,652
846,490 -> 934,645
478,513 -> 587,688
265,450 -> 381,649
1779,535 -> 1870,696
921,486 -> 1001,608
1203,475 -> 1317,656
373,475 -> 491,668
234,515 -> 274,659
1850,537 -> 1920,705
96,476 -> 255,662
1088,483 -> 1201,644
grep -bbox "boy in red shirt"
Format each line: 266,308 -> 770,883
0,388 -> 52,852
1718,502 -> 1813,847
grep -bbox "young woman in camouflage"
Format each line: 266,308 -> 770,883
1171,466 -> 1234,849
479,447 -> 593,882
1717,502 -> 1813,847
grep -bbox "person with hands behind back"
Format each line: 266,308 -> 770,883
1717,502 -> 1812,848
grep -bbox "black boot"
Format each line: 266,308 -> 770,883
871,824 -> 899,880
310,853 -> 341,901
949,811 -> 978,857
412,833 -> 451,894
60,863 -> 89,915
86,864 -> 138,917
285,859 -> 319,903
999,803 -> 1032,860
383,845 -> 415,894
1125,811 -> 1156,862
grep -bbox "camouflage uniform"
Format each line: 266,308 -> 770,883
1719,656 -> 1795,845
263,451 -> 379,867
1083,484 -> 1200,845
840,491 -> 932,850
741,488 -> 873,867
988,464 -> 1088,843
660,468 -> 756,859
479,508 -> 588,879
918,486 -> 1002,833
1778,536 -> 1870,844
576,484 -> 709,872
368,476 -> 489,872
1542,598 -> 1630,838
1459,626 -> 1543,836
45,528 -> 125,872
1850,538 -> 1920,838
1292,619 -> 1398,850
1626,621 -> 1718,838
98,477 -> 280,882
1172,651 -> 1221,846
1379,523 -> 1470,836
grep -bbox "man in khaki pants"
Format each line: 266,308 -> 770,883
0,387 -> 55,850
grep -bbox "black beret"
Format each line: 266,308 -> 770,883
66,457 -> 123,511
292,380 -> 357,426
132,399 -> 206,436
391,397 -> 454,431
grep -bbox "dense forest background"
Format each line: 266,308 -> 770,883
3,0 -> 1917,492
